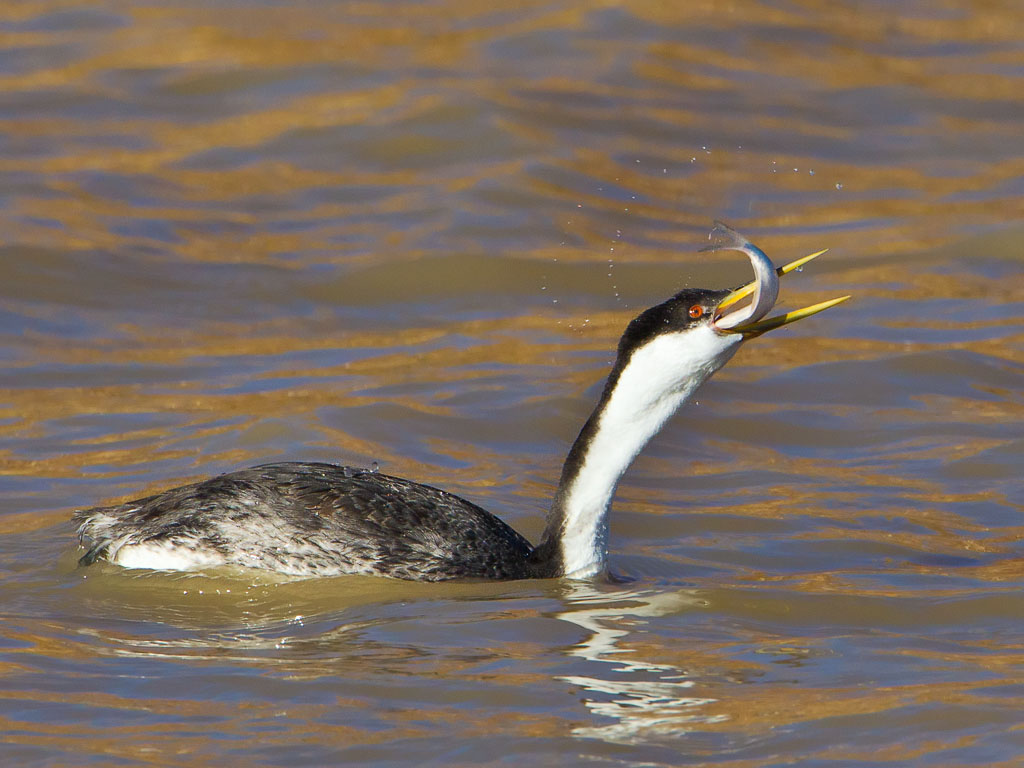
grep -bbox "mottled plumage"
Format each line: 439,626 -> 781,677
75,463 -> 546,580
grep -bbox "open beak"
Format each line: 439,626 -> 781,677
703,221 -> 850,338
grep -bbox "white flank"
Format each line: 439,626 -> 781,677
559,325 -> 742,578
113,541 -> 227,571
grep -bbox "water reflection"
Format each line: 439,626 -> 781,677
556,582 -> 722,745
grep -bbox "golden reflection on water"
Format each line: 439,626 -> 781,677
0,0 -> 1022,765
0,1 -> 1018,263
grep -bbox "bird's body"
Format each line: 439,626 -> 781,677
74,224 -> 847,581
77,463 -> 541,579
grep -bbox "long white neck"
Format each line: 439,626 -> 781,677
539,324 -> 742,578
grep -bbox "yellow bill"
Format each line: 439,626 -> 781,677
726,295 -> 851,337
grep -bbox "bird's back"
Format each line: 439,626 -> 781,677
74,462 -> 537,580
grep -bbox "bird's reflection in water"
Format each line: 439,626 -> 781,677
556,582 -> 725,744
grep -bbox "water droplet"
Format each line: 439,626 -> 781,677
796,266 -> 803,273
552,299 -> 558,304
835,183 -> 843,190
809,169 -> 815,175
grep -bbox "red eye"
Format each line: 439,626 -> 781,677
688,304 -> 704,319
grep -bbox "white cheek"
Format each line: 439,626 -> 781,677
610,325 -> 742,411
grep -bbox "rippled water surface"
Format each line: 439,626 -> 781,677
1,1 -> 1022,765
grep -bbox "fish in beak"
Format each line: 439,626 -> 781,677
702,221 -> 850,338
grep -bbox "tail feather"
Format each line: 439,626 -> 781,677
77,542 -> 110,567
73,505 -> 122,567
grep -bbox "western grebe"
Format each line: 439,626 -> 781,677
74,223 -> 848,581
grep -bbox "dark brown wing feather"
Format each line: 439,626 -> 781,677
74,462 -> 540,580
